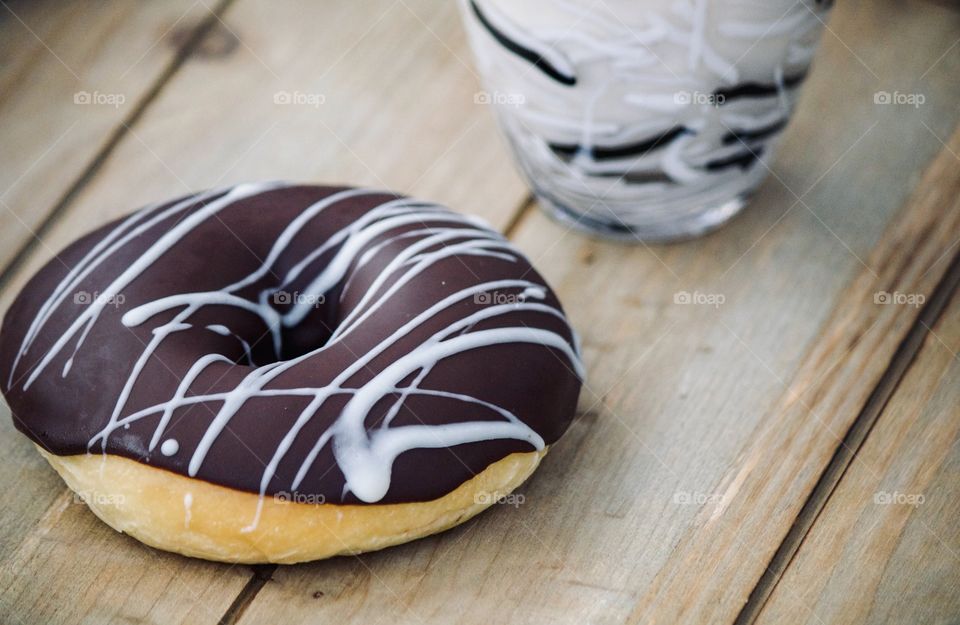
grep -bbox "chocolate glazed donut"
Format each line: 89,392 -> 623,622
0,183 -> 583,563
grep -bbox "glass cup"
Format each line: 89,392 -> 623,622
459,0 -> 833,242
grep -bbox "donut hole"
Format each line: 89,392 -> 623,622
185,291 -> 340,368
273,299 -> 338,362
248,285 -> 343,365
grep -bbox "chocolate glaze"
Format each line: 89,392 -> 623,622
0,184 -> 583,505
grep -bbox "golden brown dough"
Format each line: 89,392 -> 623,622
39,446 -> 545,564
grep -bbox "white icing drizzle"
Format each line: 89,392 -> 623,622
11,184 -> 583,525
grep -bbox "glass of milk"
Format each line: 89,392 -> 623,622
460,0 -> 833,242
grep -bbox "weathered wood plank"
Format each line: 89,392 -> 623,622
0,1 -> 526,624
0,0 -> 526,251
754,276 -> 960,625
733,232 -> 960,625
616,134 -> 960,624
0,0 -> 224,277
232,1 -> 960,624
0,488 -> 251,625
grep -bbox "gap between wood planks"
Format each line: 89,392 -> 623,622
218,565 -> 277,625
734,244 -> 960,625
0,0 -> 237,294
501,192 -> 536,239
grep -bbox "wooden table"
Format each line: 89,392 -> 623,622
1,1 -> 958,623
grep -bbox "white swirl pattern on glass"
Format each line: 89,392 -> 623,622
461,0 -> 832,237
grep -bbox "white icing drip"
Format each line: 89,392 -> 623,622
227,187 -> 384,294
333,328 -> 567,503
331,235 -> 518,343
13,184 -> 583,513
204,324 -> 257,365
183,492 -> 193,528
339,225 -> 478,299
296,297 -> 571,486
124,292 -> 283,356
161,439 -> 180,456
152,354 -> 231,452
283,212 -> 493,328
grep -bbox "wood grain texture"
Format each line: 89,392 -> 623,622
230,1 -> 960,624
734,237 -> 960,625
0,1 -> 526,624
0,0 -> 527,259
0,0 -> 223,278
0,0 -> 958,623
615,129 -> 960,625
755,282 -> 960,625
0,489 -> 250,625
